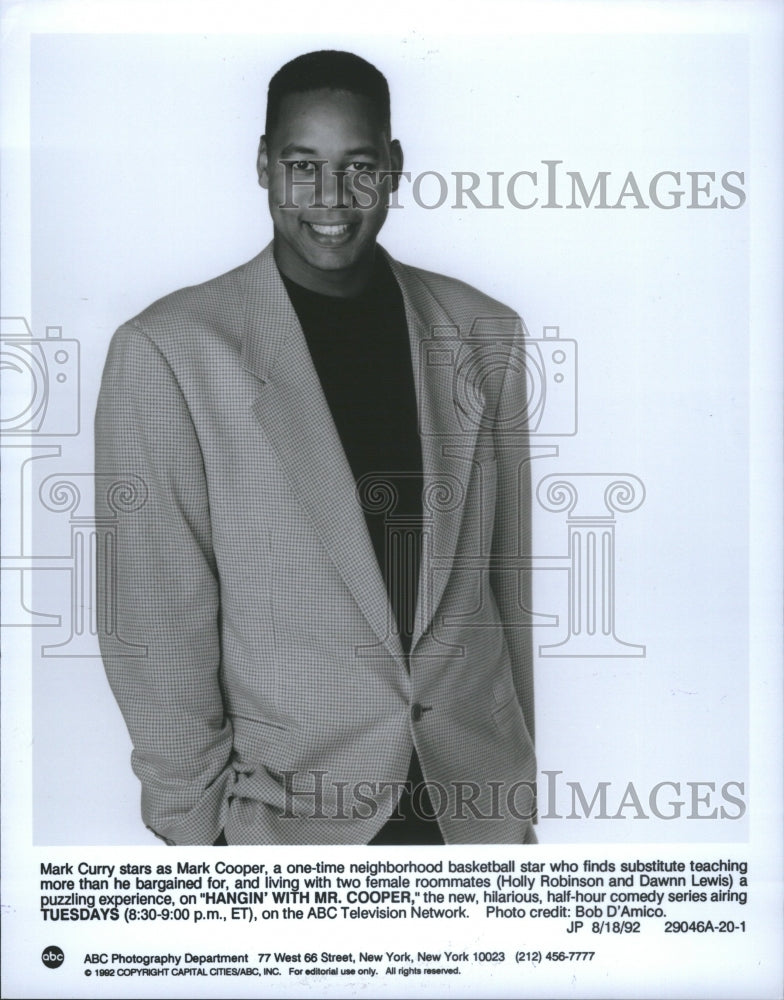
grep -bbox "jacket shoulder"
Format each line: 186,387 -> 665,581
117,253 -> 265,357
393,259 -> 520,323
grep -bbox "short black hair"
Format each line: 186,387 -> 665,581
265,50 -> 391,138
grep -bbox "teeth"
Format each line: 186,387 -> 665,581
308,223 -> 351,236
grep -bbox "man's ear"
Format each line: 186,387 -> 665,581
257,136 -> 270,189
389,139 -> 404,192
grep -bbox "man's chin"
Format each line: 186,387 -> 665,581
298,240 -> 371,274
273,231 -> 377,291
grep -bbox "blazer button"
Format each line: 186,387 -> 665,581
411,703 -> 432,722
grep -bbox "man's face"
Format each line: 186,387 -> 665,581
258,88 -> 403,296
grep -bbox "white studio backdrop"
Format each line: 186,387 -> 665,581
16,29 -> 749,845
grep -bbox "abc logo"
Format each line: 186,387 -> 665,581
41,946 -> 65,969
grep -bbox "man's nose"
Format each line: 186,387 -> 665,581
318,165 -> 350,209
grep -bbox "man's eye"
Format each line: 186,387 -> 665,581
291,160 -> 315,171
348,161 -> 374,172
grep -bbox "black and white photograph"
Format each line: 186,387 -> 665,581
1,1 -> 781,997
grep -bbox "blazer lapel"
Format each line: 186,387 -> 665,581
239,246 -> 403,661
388,255 -> 483,651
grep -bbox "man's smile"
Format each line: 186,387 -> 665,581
303,220 -> 358,246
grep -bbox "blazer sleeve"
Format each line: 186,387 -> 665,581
489,319 -> 536,749
95,320 -> 234,845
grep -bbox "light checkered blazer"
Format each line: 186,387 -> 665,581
95,243 -> 536,845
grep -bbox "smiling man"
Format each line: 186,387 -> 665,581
96,50 -> 536,846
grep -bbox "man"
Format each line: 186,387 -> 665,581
96,50 -> 536,845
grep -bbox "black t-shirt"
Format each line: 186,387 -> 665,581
281,254 -> 423,655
